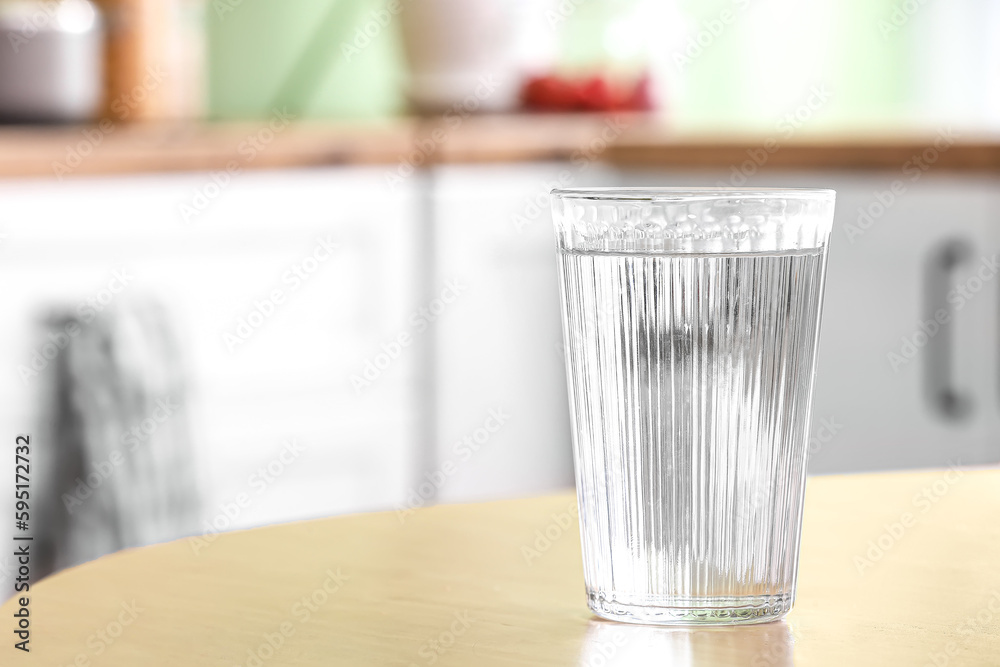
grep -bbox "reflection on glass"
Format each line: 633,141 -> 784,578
578,618 -> 795,667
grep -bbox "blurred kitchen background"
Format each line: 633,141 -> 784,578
1,0 -> 999,588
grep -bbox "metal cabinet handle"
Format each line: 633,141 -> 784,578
924,239 -> 973,420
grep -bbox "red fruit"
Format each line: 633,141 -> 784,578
624,73 -> 654,111
521,75 -> 581,112
579,75 -> 615,111
522,71 -> 657,112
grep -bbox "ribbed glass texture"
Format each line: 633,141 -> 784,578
552,188 -> 835,625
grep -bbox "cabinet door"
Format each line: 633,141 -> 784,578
0,167 -> 418,555
430,162 -> 618,502
810,173 -> 998,472
617,168 -> 1000,472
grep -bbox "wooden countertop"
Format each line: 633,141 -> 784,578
3,115 -> 1000,178
3,467 -> 998,665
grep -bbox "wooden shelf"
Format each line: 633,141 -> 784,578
3,114 -> 1000,179
0,120 -> 416,179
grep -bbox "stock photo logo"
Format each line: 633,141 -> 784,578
853,463 -> 964,575
396,408 -> 510,522
672,0 -> 752,71
61,397 -> 181,514
188,439 -> 307,555
511,115 -> 629,234
887,253 -> 999,372
521,501 -> 579,566
843,127 -> 960,244
715,84 -> 834,188
51,66 -> 168,179
178,108 -> 297,223
234,568 -> 351,667
17,268 -> 135,384
384,76 -> 503,191
351,278 -> 468,393
223,236 -> 340,352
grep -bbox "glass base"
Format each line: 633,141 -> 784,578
587,590 -> 794,626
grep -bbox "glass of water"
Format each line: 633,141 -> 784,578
552,187 -> 835,625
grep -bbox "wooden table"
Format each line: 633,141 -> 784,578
4,468 -> 999,666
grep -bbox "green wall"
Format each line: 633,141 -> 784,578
207,0 -> 917,127
208,0 -> 406,119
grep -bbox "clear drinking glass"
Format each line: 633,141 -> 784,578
552,187 -> 835,625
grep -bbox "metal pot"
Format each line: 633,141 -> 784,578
0,0 -> 104,122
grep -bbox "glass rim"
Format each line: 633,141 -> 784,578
550,187 -> 836,202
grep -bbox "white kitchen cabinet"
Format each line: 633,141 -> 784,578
428,163 -> 618,502
0,168 -> 419,570
430,162 -> 1000,498
2,153 -> 996,582
812,173 -> 1000,472
618,168 -> 1000,473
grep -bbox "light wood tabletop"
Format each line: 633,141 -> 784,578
3,467 -> 999,666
